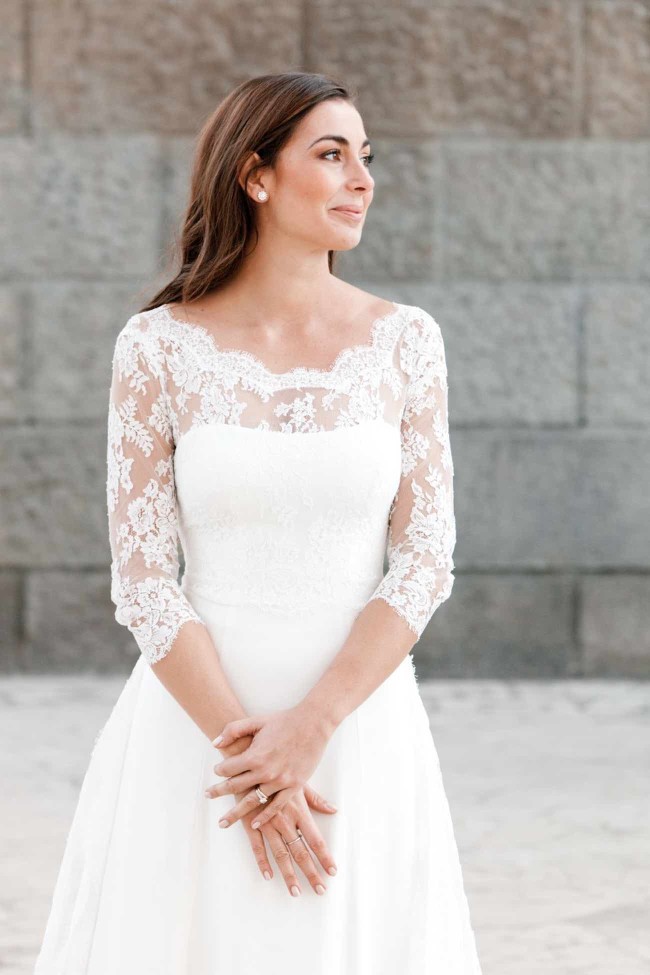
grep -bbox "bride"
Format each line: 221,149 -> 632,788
34,70 -> 482,974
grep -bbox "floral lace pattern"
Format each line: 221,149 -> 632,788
106,302 -> 456,663
367,313 -> 456,636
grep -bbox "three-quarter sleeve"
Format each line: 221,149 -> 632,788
368,308 -> 456,640
106,318 -> 204,665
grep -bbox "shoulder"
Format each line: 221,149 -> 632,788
116,306 -> 166,341
112,308 -> 168,378
398,302 -> 445,355
398,303 -> 442,334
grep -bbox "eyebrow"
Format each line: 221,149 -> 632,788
308,134 -> 371,150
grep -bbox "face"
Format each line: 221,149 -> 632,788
246,99 -> 375,252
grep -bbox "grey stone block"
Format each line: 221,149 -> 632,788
452,429 -> 650,567
30,0 -> 304,133
24,571 -> 136,673
0,135 -> 161,278
160,137 -> 196,271
0,572 -> 21,671
581,574 -> 650,677
585,1 -> 650,138
412,283 -> 580,425
310,0 -> 580,136
0,287 -> 22,422
585,285 -> 650,425
415,572 -> 575,678
338,140 -> 440,281
0,425 -> 107,567
443,141 -> 650,280
30,281 -> 149,421
0,0 -> 23,134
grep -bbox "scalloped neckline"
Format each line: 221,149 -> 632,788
160,300 -> 404,382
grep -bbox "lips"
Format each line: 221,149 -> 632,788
333,206 -> 363,214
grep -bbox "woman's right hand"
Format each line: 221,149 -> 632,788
235,782 -> 338,897
216,732 -> 338,897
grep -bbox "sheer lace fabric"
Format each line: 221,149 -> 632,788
106,302 -> 456,665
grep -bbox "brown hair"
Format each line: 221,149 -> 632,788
138,71 -> 357,314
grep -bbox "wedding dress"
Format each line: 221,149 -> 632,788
33,299 -> 482,974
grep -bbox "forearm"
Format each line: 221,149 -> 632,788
296,597 -> 417,735
150,620 -> 248,743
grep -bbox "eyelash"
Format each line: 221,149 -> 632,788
321,149 -> 375,167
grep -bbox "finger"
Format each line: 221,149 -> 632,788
217,788 -> 267,830
303,784 -> 338,814
205,772 -> 263,799
212,752 -> 255,779
212,716 -> 261,748
280,820 -> 328,896
264,821 -> 303,897
294,815 -> 338,880
243,818 -> 274,882
249,786 -> 294,830
214,778 -> 287,827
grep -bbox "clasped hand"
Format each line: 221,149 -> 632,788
205,704 -> 334,830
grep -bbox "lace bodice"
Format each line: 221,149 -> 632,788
106,301 -> 456,665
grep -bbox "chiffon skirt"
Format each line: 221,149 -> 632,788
34,590 -> 482,974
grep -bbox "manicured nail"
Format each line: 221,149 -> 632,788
290,885 -> 301,897
204,789 -> 211,797
325,802 -> 337,810
263,870 -> 271,881
327,866 -> 337,876
315,884 -> 326,895
212,735 -> 223,746
251,821 -> 260,829
218,819 -> 229,828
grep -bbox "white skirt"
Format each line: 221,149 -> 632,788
34,592 -> 483,974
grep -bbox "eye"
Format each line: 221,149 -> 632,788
321,149 -> 375,167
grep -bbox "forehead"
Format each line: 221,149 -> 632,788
293,99 -> 367,144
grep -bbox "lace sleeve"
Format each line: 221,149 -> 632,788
106,316 -> 204,665
368,308 -> 456,640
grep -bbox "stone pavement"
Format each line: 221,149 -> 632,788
1,676 -> 648,975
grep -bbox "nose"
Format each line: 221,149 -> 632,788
349,158 -> 374,192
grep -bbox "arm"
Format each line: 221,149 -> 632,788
106,318 -> 248,743
297,309 -> 456,734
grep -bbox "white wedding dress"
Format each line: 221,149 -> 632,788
34,300 -> 482,974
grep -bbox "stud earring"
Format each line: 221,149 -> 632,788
257,190 -> 268,201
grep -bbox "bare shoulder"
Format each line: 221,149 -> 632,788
340,286 -> 440,336
333,283 -> 400,320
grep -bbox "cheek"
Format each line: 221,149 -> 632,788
295,167 -> 338,207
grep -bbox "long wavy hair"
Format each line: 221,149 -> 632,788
138,71 -> 357,314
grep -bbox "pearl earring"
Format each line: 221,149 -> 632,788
257,190 -> 268,201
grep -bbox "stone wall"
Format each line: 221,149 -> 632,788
1,1 -> 649,676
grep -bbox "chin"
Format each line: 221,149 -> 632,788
333,238 -> 362,252
326,230 -> 363,251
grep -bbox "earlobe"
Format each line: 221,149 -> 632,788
238,149 -> 265,199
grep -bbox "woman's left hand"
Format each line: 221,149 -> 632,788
205,705 -> 334,830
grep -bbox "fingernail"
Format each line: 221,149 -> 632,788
315,884 -> 326,895
327,866 -> 337,876
290,885 -> 301,897
325,802 -> 338,810
212,735 -> 223,746
263,870 -> 271,881
218,819 -> 229,828
251,821 -> 260,829
204,789 -> 211,797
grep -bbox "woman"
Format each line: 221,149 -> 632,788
34,71 -> 482,973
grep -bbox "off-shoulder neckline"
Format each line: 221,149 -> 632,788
157,300 -> 407,383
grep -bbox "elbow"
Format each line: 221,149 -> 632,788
418,564 -> 455,637
110,571 -> 203,667
428,566 -> 454,616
